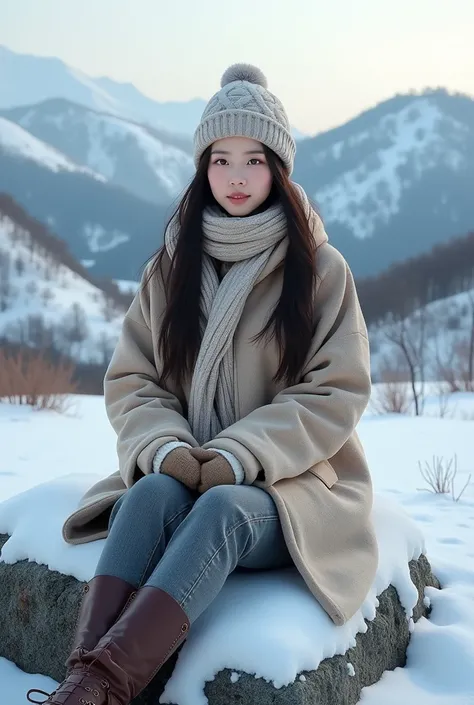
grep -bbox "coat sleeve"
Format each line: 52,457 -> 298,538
104,268 -> 198,487
202,246 -> 371,487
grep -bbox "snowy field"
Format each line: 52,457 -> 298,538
0,391 -> 473,704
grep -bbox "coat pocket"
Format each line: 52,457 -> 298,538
308,461 -> 338,489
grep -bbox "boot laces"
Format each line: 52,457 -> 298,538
26,678 -> 109,704
27,690 -> 54,704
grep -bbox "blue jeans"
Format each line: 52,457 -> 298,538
94,473 -> 293,624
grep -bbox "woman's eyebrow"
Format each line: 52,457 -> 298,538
211,149 -> 265,155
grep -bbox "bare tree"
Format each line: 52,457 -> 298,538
41,287 -> 55,308
433,382 -> 452,418
97,330 -> 116,366
101,295 -> 118,323
383,308 -> 431,416
15,256 -> 25,277
59,303 -> 90,357
0,249 -> 12,312
466,290 -> 474,389
435,295 -> 474,393
25,280 -> 39,298
26,314 -> 55,349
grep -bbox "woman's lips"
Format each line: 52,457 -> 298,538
227,193 -> 250,205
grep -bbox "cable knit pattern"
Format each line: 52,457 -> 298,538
193,63 -> 296,173
152,440 -> 192,473
164,182 -> 323,447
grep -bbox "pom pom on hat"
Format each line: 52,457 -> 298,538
220,63 -> 268,89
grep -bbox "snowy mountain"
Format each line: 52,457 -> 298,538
0,195 -> 129,365
0,45 -> 124,120
3,42 -> 474,280
293,90 -> 474,276
0,116 -> 104,181
0,45 -> 307,138
2,99 -> 195,204
94,75 -> 208,136
0,117 -> 170,280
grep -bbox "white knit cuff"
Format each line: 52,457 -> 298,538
152,441 -> 192,474
208,448 -> 245,485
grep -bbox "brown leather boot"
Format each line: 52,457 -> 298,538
66,575 -> 137,670
27,586 -> 190,705
26,575 -> 136,705
26,671 -> 119,705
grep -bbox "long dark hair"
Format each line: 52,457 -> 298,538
143,145 -> 318,389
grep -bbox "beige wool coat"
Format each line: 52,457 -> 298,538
62,229 -> 378,626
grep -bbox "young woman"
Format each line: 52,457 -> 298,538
28,64 -> 378,705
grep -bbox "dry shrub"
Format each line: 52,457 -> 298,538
417,454 -> 472,502
0,347 -> 78,413
371,357 -> 412,414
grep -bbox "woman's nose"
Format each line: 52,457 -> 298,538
229,175 -> 247,186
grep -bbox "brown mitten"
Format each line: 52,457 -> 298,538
160,447 -> 202,491
196,453 -> 236,494
189,447 -> 219,463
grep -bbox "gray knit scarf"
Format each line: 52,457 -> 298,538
164,183 -> 319,445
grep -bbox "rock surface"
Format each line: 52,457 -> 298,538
0,533 -> 440,704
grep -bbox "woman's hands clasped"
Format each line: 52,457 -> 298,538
160,447 -> 236,493
190,448 -> 236,493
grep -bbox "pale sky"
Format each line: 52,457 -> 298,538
1,0 -> 473,134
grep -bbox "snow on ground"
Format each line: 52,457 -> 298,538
0,391 -> 473,704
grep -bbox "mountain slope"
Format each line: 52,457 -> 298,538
0,45 -> 124,118
0,118 -> 170,280
0,116 -> 104,180
94,76 -> 207,136
2,100 -> 194,204
0,195 -> 129,364
294,89 -> 474,276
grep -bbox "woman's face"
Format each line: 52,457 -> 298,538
207,136 -> 273,216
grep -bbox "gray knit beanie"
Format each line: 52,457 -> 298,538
193,63 -> 296,174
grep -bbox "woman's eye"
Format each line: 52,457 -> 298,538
213,157 -> 263,166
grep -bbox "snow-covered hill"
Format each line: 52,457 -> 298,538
314,99 -> 466,240
370,286 -> 474,391
0,116 -> 104,181
294,90 -> 474,276
0,198 -> 127,364
0,120 -> 170,280
2,100 -> 194,204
